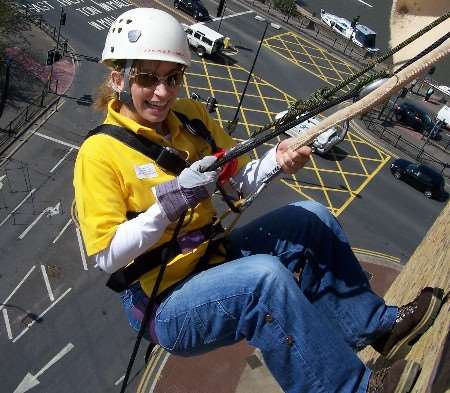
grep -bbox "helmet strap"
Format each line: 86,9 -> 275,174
111,59 -> 133,106
119,60 -> 133,106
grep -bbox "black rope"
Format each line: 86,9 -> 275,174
119,211 -> 187,393
394,32 -> 450,74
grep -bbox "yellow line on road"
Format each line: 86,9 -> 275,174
352,248 -> 401,263
334,153 -> 391,216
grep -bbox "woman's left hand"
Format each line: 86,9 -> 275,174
276,138 -> 312,174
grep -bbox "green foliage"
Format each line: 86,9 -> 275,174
273,0 -> 297,16
0,0 -> 19,33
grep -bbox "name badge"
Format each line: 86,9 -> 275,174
134,163 -> 157,179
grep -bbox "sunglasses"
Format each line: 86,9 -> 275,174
130,71 -> 185,89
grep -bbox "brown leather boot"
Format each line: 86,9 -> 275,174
367,359 -> 421,393
372,287 -> 443,362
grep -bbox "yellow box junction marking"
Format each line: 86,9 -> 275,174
264,32 -> 359,90
181,58 -> 390,216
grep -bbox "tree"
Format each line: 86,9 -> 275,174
0,0 -> 19,34
0,0 -> 21,61
273,0 -> 297,18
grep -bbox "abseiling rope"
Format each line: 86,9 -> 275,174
288,35 -> 450,152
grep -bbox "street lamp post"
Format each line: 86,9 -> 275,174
217,0 -> 227,32
227,16 -> 279,134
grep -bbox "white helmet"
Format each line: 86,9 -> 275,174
101,8 -> 191,67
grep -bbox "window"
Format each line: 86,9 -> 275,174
202,37 -> 212,46
194,32 -> 202,39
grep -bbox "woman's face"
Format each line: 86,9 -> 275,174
117,60 -> 183,129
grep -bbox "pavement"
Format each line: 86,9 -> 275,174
0,6 -> 447,393
0,17 -> 75,136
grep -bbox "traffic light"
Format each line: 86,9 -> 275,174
206,96 -> 217,113
46,49 -> 62,65
60,11 -> 67,26
216,0 -> 226,17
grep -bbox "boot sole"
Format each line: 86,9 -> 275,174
394,361 -> 421,393
385,287 -> 444,362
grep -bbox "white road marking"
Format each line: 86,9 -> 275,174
212,10 -> 254,21
75,227 -> 88,271
0,174 -> 6,190
49,148 -> 74,173
114,375 -> 125,386
13,343 -> 74,393
52,218 -> 72,244
35,132 -> 80,150
18,202 -> 61,240
0,265 -> 36,312
2,309 -> 13,340
13,288 -> 72,343
356,0 -> 373,7
0,188 -> 37,227
40,265 -> 55,302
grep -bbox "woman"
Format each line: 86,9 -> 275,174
74,8 -> 442,393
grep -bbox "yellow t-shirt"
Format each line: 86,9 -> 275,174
74,98 -> 249,295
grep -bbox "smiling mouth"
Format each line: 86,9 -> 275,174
145,101 -> 167,110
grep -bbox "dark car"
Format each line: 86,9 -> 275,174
393,102 -> 437,137
174,0 -> 210,21
390,159 -> 445,199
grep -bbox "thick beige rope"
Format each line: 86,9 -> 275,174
390,0 -> 450,67
288,33 -> 450,151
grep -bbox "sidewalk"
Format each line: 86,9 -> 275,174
358,89 -> 450,179
0,14 -> 75,142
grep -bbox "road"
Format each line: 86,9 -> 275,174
1,1 -> 446,392
298,0 -> 450,84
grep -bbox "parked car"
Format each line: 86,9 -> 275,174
390,159 -> 445,199
174,0 -> 210,21
275,111 -> 348,154
183,23 -> 225,57
393,101 -> 438,136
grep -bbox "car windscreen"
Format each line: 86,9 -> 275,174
354,30 -> 376,48
421,114 -> 434,131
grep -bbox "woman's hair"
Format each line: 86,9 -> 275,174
94,60 -> 126,111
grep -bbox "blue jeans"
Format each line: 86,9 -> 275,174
122,201 -> 397,393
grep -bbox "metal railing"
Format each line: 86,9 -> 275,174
361,111 -> 450,178
0,7 -> 67,150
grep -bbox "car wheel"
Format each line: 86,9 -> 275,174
424,190 -> 433,198
394,171 -> 402,180
196,46 -> 206,57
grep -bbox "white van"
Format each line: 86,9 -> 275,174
320,9 -> 379,52
437,105 -> 450,129
183,23 -> 225,57
275,111 -> 348,154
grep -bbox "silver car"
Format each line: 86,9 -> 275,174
275,111 -> 348,154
